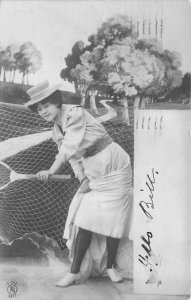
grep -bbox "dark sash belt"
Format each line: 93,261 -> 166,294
84,135 -> 113,158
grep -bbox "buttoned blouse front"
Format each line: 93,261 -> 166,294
52,104 -> 108,180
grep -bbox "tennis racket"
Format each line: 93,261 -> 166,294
0,161 -> 72,191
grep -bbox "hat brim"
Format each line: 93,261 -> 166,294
24,83 -> 61,107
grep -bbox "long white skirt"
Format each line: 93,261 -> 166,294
63,142 -> 133,279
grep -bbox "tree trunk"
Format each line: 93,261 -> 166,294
90,89 -> 100,116
121,97 -> 130,126
113,94 -> 118,104
74,80 -> 78,93
80,91 -> 86,106
3,68 -> 6,82
134,95 -> 141,110
22,72 -> 25,84
9,71 -> 12,82
26,72 -> 29,85
140,96 -> 149,109
12,69 -> 16,83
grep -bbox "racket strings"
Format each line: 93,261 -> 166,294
0,163 -> 11,189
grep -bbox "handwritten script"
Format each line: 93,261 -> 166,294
138,232 -> 153,269
139,168 -> 159,220
138,168 -> 160,281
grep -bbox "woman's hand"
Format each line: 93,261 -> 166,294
80,177 -> 91,193
36,170 -> 52,181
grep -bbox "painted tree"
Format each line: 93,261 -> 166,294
136,38 -> 163,56
4,44 -> 20,82
0,50 -> 7,81
15,42 -> 42,84
160,50 -> 182,99
181,72 -> 191,103
70,50 -> 101,114
136,39 -> 183,102
102,38 -> 165,123
88,14 -> 137,49
60,14 -> 183,118
0,42 -> 42,84
60,14 -> 136,93
60,40 -> 85,90
169,72 -> 191,103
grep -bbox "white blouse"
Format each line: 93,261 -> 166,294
52,104 -> 108,181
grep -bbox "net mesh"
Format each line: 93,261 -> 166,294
0,163 -> 11,189
0,101 -> 134,249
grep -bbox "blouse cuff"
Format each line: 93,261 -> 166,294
69,158 -> 85,182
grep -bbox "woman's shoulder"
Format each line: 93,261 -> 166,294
60,105 -> 85,130
62,104 -> 83,115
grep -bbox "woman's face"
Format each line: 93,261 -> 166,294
37,101 -> 60,123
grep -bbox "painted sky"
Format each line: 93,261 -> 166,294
0,0 -> 191,91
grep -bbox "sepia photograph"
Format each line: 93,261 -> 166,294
0,0 -> 190,299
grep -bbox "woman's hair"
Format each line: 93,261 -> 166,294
29,90 -> 62,113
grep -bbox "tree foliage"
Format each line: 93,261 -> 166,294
15,42 -> 42,84
0,42 -> 42,84
136,39 -> 183,100
168,72 -> 191,103
88,14 -> 137,49
60,41 -> 85,85
181,72 -> 191,98
60,14 -> 184,108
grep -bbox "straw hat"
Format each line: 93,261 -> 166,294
25,80 -> 61,107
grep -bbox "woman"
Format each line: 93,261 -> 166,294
26,80 -> 133,287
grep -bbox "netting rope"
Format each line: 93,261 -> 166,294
0,102 -> 134,249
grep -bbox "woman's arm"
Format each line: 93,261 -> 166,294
69,157 -> 90,193
37,107 -> 89,188
37,107 -> 85,177
69,157 -> 85,182
37,156 -> 90,193
55,106 -> 86,163
36,157 -> 64,180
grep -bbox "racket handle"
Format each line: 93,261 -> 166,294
49,174 -> 71,181
20,174 -> 72,181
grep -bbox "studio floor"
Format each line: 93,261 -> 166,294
0,263 -> 189,300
